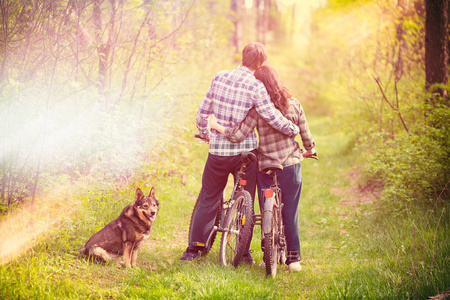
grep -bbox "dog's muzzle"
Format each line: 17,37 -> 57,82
144,211 -> 156,222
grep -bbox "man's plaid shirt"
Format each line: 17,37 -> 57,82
197,65 -> 299,156
224,97 -> 315,171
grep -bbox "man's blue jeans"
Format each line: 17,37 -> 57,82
189,151 -> 257,250
257,163 -> 302,264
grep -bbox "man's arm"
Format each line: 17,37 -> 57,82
196,83 -> 215,139
210,109 -> 258,143
254,86 -> 299,136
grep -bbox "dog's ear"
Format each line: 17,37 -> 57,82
135,188 -> 144,201
149,187 -> 157,199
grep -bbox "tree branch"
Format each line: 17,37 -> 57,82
372,74 -> 410,134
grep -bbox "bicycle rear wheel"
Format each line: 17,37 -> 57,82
219,190 -> 253,267
263,202 -> 280,278
188,189 -> 222,254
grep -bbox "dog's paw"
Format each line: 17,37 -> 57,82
122,261 -> 132,268
116,260 -> 128,268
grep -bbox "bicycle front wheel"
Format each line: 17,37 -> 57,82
219,190 -> 253,267
263,202 -> 280,278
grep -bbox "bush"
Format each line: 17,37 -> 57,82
360,91 -> 449,212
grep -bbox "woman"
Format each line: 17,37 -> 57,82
209,65 -> 316,272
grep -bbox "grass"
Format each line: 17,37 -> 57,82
1,96 -> 449,299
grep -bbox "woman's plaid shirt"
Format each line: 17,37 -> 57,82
224,97 -> 315,171
197,65 -> 299,156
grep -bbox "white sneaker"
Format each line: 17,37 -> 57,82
288,261 -> 302,272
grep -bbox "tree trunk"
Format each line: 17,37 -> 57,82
93,0 -> 118,103
290,2 -> 295,44
256,0 -> 262,42
425,0 -> 448,98
0,1 -> 7,83
231,0 -> 242,56
256,0 -> 270,44
93,0 -> 107,94
448,0 -> 450,67
262,0 -> 269,44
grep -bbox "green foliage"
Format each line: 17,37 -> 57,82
307,0 -> 448,213
356,87 -> 450,211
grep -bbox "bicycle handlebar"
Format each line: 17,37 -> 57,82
194,134 -> 209,143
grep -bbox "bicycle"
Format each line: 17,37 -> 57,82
188,135 -> 256,267
258,152 -> 318,278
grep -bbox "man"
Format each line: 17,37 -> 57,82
180,42 -> 299,262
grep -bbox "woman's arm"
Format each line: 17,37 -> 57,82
294,100 -> 316,157
209,114 -> 226,135
296,102 -> 315,150
209,108 -> 258,143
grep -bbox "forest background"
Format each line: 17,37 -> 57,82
0,0 -> 449,299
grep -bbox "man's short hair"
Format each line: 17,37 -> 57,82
242,43 -> 268,70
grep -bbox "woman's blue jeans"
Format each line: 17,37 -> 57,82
257,163 -> 302,264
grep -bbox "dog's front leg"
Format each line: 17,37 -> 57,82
123,241 -> 133,268
131,248 -> 139,267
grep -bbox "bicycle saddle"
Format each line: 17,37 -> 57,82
240,151 -> 257,163
261,164 -> 283,174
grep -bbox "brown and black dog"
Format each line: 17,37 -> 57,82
81,187 -> 159,267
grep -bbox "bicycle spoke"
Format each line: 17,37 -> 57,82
226,241 -> 236,254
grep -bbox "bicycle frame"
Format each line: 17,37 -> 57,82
260,155 -> 318,277
262,173 -> 283,236
259,166 -> 287,278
